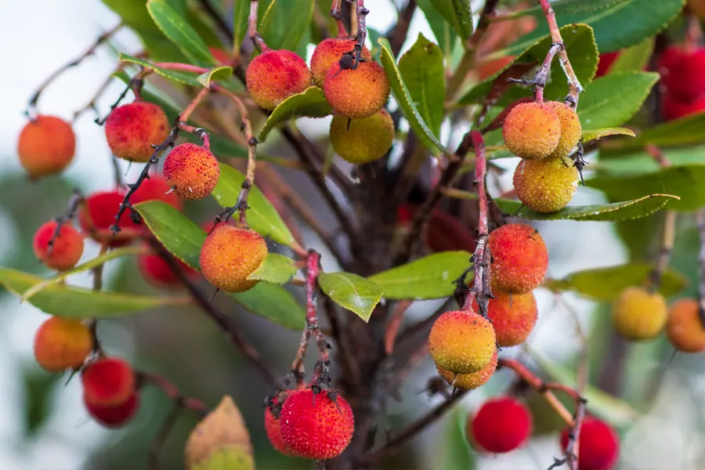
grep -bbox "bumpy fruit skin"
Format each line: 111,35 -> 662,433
199,225 -> 268,293
105,101 -> 170,162
666,298 -> 705,352
82,357 -> 135,407
246,50 -> 312,110
502,102 -> 561,159
132,174 -> 183,210
545,101 -> 581,159
17,115 -> 76,179
436,351 -> 497,390
488,224 -> 548,295
560,417 -> 619,470
264,396 -> 298,456
310,38 -> 371,88
86,392 -> 139,428
280,389 -> 354,460
658,46 -> 705,100
513,157 -> 579,213
329,109 -> 394,164
324,61 -> 391,119
469,397 -> 532,453
33,221 -> 84,271
472,292 -> 537,347
163,143 -> 220,200
138,249 -> 197,288
79,190 -> 141,245
428,310 -> 496,374
661,93 -> 705,121
33,317 -> 93,372
612,287 -> 667,341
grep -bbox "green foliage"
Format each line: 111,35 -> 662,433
232,0 -> 249,56
258,0 -> 315,54
318,273 -> 383,321
197,66 -> 234,87
258,87 -> 332,140
119,53 -> 202,87
229,283 -> 305,330
416,0 -> 457,58
602,112 -> 705,152
147,0 -> 216,66
247,254 -> 298,285
582,127 -> 635,143
608,38 -> 654,74
429,0 -> 473,43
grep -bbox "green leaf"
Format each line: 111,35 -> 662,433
505,0 -> 684,55
544,263 -> 688,300
369,251 -> 471,300
0,268 -> 185,319
21,246 -> 147,302
416,0 -> 457,59
398,34 -> 446,138
510,0 -> 628,18
588,164 -> 705,211
258,87 -> 332,141
429,0 -> 473,42
196,66 -> 233,87
229,283 -> 305,330
578,72 -> 659,129
378,38 -> 448,155
318,273 -> 383,322
609,37 -> 654,74
232,0 -> 249,56
211,163 -> 297,248
147,0 -> 216,66
134,201 -> 206,269
247,254 -> 298,285
447,191 -> 677,221
119,53 -> 203,87
582,127 -> 636,143
601,111 -> 705,152
259,0 -> 315,52
460,24 -> 598,105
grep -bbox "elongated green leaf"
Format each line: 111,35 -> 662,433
505,0 -> 684,55
602,111 -> 705,152
119,53 -> 202,87
318,273 -> 383,322
510,0 -> 626,18
609,37 -> 654,74
211,164 -> 297,248
416,0 -> 457,59
229,283 -> 305,330
578,72 -> 659,129
232,0 -> 249,56
0,268 -> 186,318
429,0 -> 473,42
197,66 -> 233,87
582,127 -> 635,143
22,246 -> 148,302
447,191 -> 677,221
378,38 -> 448,155
135,201 -> 206,269
398,34 -> 446,138
369,251 -> 471,300
460,24 -> 598,105
588,164 -> 705,211
259,87 -> 332,140
544,263 -> 688,300
247,254 -> 298,285
258,0 -> 315,52
147,0 -> 216,66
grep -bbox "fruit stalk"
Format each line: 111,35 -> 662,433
330,0 -> 348,37
248,0 -> 268,52
695,209 -> 705,328
46,188 -> 84,258
646,145 -> 675,291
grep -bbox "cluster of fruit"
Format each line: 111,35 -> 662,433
34,316 -> 138,427
428,223 -> 547,389
658,44 -> 705,121
502,100 -> 582,213
469,397 -> 619,470
246,38 -> 394,165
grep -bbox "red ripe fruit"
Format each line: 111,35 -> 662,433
488,224 -> 548,294
661,93 -> 705,121
105,101 -> 170,162
246,49 -> 312,110
33,221 -> 84,271
280,389 -> 354,460
264,395 -> 298,456
310,38 -> 371,88
162,143 -> 220,200
85,392 -> 139,428
33,317 -> 93,372
82,357 -> 135,407
137,247 -> 197,288
131,174 -> 182,210
78,191 -> 141,246
472,291 -> 538,347
658,46 -> 705,100
17,115 -> 76,179
560,417 -> 619,470
469,397 -> 533,453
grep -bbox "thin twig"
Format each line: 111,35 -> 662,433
695,210 -> 705,328
330,0 -> 349,36
46,189 -> 84,259
249,1 -> 268,52
387,0 -> 417,56
148,405 -> 181,470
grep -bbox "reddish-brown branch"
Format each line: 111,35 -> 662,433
384,300 -> 413,355
249,0 -> 268,52
330,0 -> 349,37
139,371 -> 209,414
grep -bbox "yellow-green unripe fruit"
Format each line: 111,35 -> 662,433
612,287 -> 667,341
428,310 -> 496,374
329,109 -> 394,164
502,102 -> 561,160
545,101 -> 582,159
513,157 -> 579,213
